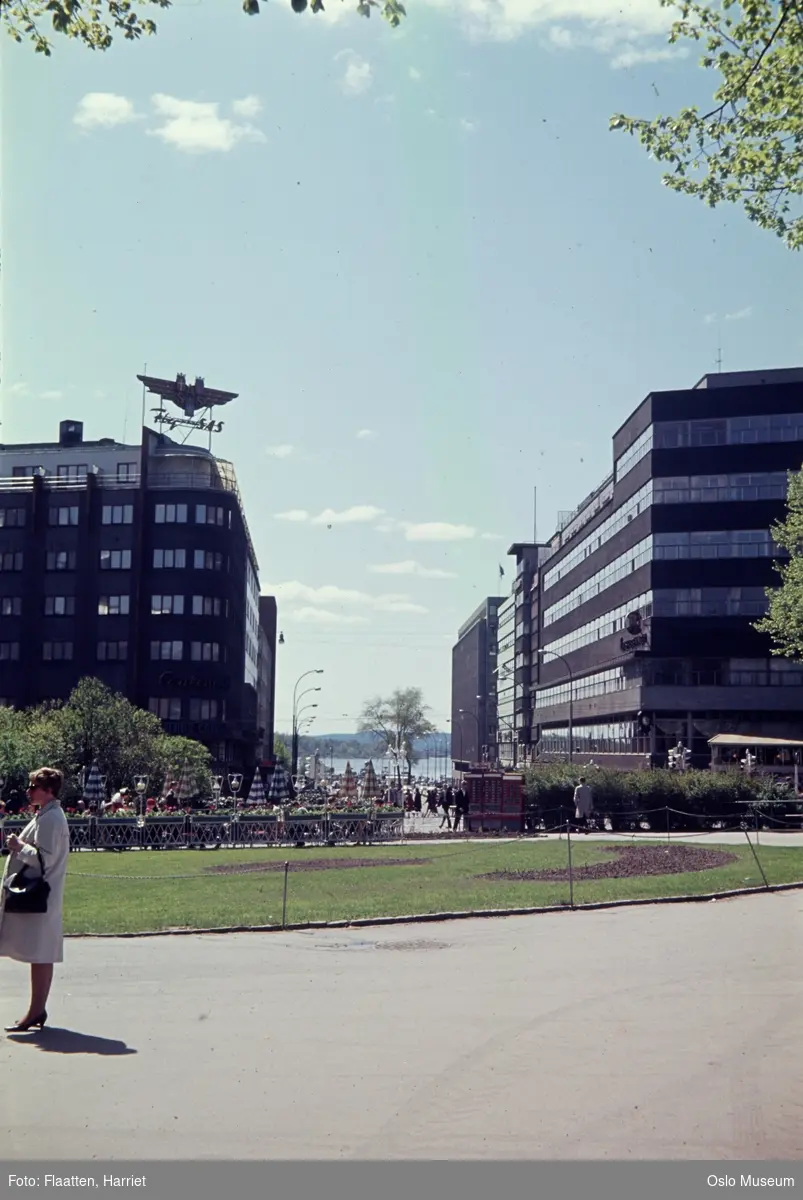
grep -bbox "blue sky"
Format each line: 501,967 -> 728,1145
3,0 -> 801,734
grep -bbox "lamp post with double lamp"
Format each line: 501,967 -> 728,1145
291,670 -> 324,777
295,703 -> 318,783
538,648 -> 574,765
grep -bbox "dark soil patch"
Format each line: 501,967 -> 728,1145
480,844 -> 738,883
204,857 -> 430,876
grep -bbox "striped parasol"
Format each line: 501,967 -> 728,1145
360,759 -> 381,803
175,762 -> 195,803
82,762 -> 105,811
267,762 -> 293,804
342,761 -> 357,799
246,766 -> 266,805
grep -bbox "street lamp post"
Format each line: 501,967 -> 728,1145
295,703 -> 318,783
291,670 -> 323,777
539,649 -> 574,765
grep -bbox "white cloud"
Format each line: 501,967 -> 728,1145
368,560 -> 457,579
40,390 -> 63,401
356,429 -> 376,440
459,118 -> 476,132
409,66 -> 423,81
265,581 -> 427,615
403,522 -> 476,542
610,44 -> 687,68
336,51 -> 374,95
287,608 -> 369,626
480,532 -> 505,541
232,96 -> 262,119
7,382 -> 29,396
73,92 -> 138,130
266,444 -> 295,459
725,306 -> 753,321
148,94 -> 265,154
311,505 -> 385,525
274,509 -> 310,522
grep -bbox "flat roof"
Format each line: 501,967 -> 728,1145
709,734 -> 803,748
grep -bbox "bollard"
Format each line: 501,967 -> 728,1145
566,820 -> 574,909
282,861 -> 290,928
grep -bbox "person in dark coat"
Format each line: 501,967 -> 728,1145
438,788 -> 451,830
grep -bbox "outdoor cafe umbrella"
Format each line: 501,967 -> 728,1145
175,762 -> 195,803
360,760 -> 382,803
82,762 -> 105,811
246,766 -> 266,805
342,762 -> 357,800
267,763 -> 293,805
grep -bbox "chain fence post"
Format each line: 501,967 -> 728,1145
743,829 -> 770,890
566,819 -> 574,909
282,861 -> 290,928
666,805 -> 671,847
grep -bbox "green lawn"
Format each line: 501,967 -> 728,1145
62,840 -> 803,935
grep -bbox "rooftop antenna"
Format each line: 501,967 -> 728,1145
716,328 -> 723,374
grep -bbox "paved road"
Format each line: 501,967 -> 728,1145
2,891 -> 802,1159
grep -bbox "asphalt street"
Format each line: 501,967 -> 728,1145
1,889 -> 801,1159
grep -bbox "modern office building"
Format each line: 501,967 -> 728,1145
495,592 -> 516,766
451,596 -> 503,767
0,413 -> 276,772
531,366 -> 803,768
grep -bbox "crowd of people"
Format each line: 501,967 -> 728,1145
395,784 -> 472,831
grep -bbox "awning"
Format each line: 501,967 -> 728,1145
708,734 -> 803,748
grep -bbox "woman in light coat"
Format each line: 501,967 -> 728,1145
0,766 -> 70,1032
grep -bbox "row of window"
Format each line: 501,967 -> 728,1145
149,697 -> 224,721
543,537 -> 652,627
153,549 -> 226,571
653,529 -> 781,560
544,472 -> 789,591
2,549 -> 229,573
0,593 -> 230,619
534,664 -> 641,710
150,641 -> 222,662
12,463 -> 137,480
615,413 -> 803,482
540,721 -> 639,756
151,595 -> 227,617
651,586 -> 769,618
0,508 -> 25,528
155,503 -> 228,526
542,592 -> 654,659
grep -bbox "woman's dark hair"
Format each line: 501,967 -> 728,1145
29,767 -> 64,798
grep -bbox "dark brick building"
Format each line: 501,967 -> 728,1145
0,420 -> 276,772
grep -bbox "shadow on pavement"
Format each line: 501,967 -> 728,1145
5,1027 -> 137,1056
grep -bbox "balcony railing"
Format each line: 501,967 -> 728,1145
0,474 -> 141,491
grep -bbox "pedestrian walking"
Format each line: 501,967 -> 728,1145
438,788 -> 452,830
573,777 -> 594,834
0,767 -> 70,1032
426,788 -> 438,817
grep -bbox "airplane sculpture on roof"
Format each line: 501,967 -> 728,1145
136,372 -> 239,420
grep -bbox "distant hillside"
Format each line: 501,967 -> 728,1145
277,732 -> 450,760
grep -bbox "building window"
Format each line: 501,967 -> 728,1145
149,697 -> 182,720
153,548 -> 187,569
44,596 -> 75,616
652,587 -> 769,618
98,641 -> 128,661
99,549 -> 132,571
0,642 -> 20,661
0,552 -> 23,572
43,641 -> 73,661
48,506 -> 79,526
614,426 -> 653,482
653,472 -> 789,505
543,537 -> 653,627
653,529 -> 781,560
543,591 -> 654,660
0,509 -> 25,528
150,640 -> 184,661
0,597 -> 22,616
544,481 -> 653,591
189,698 -> 219,721
151,594 -> 185,615
654,413 -> 803,450
191,641 -> 220,662
117,463 -> 137,481
46,550 -> 76,571
155,503 -> 188,524
102,505 -> 134,525
11,466 -> 43,477
193,549 -> 224,571
98,595 -> 130,616
191,595 -> 225,617
195,504 -> 225,526
56,464 -> 88,480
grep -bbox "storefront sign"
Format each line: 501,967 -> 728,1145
152,409 -> 223,434
620,610 -> 651,653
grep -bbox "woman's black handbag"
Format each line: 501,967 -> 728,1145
3,848 -> 50,914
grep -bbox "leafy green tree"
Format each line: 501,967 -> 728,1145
4,0 -> 404,56
273,734 -> 291,767
358,686 -> 435,783
611,0 -> 803,250
755,466 -> 803,655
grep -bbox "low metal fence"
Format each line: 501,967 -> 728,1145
0,813 -> 406,852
